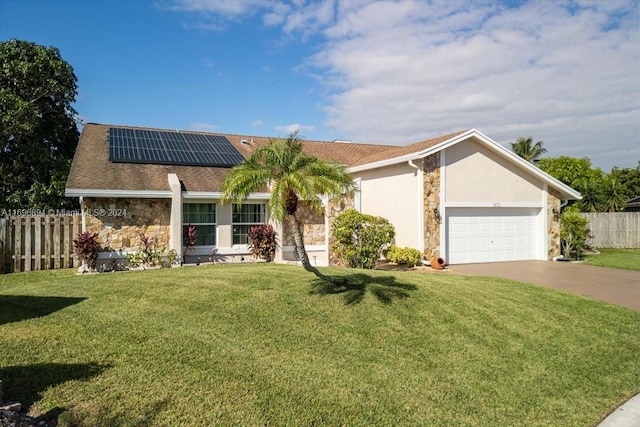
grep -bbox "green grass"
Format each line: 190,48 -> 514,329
1,264 -> 639,426
584,248 -> 640,271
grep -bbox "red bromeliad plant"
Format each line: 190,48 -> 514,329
73,231 -> 100,270
140,233 -> 151,251
185,224 -> 197,252
248,223 -> 278,262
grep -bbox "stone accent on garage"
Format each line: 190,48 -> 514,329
547,188 -> 561,259
282,201 -> 326,247
423,153 -> 441,260
83,197 -> 171,251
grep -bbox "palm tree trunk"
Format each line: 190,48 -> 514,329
287,213 -> 347,285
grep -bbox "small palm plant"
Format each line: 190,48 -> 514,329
222,130 -> 356,284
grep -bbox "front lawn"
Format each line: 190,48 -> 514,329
1,264 -> 638,426
584,248 -> 640,271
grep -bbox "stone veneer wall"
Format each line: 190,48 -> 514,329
84,197 -> 171,251
282,201 -> 326,247
327,197 -> 355,266
547,188 -> 561,259
423,153 -> 441,260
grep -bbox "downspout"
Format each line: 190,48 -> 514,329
407,160 -> 424,252
80,196 -> 86,232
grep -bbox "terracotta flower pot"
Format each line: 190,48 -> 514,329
430,257 -> 446,270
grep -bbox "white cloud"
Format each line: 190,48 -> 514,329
190,122 -> 220,132
170,0 -> 273,15
171,0 -> 640,170
310,0 -> 640,169
252,119 -> 264,127
275,123 -> 315,135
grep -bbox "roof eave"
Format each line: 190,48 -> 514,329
347,129 -> 477,173
347,128 -> 581,201
65,188 -> 172,198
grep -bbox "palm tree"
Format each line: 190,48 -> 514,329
221,130 -> 356,285
510,137 -> 547,163
602,176 -> 628,212
576,176 -> 605,212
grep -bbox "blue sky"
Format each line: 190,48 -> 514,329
1,0 -> 639,171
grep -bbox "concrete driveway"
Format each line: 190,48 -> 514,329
451,261 -> 640,312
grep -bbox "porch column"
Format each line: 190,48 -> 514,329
168,174 -> 183,256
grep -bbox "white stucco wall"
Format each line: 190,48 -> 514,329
356,162 -> 422,249
444,139 -> 543,204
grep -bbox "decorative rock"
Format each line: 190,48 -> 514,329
0,403 -> 21,412
77,264 -> 92,274
0,401 -> 56,427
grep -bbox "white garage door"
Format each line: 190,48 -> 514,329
446,207 -> 540,264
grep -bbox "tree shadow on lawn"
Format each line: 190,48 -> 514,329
0,295 -> 87,326
310,272 -> 418,305
0,362 -> 110,408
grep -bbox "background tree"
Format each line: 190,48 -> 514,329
510,137 -> 547,163
609,162 -> 640,199
575,176 -> 605,212
537,156 -> 603,189
0,39 -> 79,210
222,130 -> 356,285
600,176 -> 628,212
537,156 -> 637,212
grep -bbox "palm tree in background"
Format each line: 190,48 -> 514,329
602,177 -> 628,212
222,130 -> 356,285
510,137 -> 547,163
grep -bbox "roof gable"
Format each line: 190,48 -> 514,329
347,128 -> 581,200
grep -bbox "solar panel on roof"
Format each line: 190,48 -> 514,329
108,127 -> 245,168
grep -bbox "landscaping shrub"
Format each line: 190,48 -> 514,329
126,233 -> 170,268
331,208 -> 395,269
73,231 -> 100,270
385,245 -> 424,267
248,223 -> 278,262
560,206 -> 590,259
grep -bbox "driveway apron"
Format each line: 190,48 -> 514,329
451,261 -> 640,312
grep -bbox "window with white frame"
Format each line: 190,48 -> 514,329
183,203 -> 216,246
232,203 -> 266,245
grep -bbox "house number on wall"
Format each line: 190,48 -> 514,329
493,202 -> 501,208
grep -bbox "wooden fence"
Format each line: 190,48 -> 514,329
582,212 -> 640,248
0,214 -> 81,274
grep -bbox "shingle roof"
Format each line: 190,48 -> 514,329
66,123 -> 468,193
